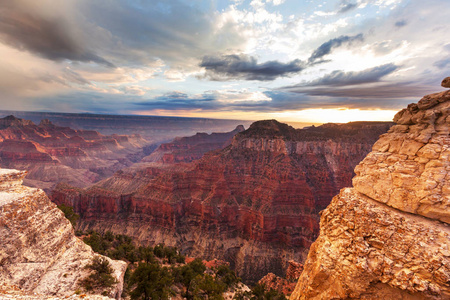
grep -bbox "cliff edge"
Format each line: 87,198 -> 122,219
291,79 -> 450,299
0,169 -> 127,299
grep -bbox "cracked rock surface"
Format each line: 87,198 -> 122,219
0,169 -> 127,299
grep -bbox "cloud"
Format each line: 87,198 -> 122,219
0,0 -> 248,70
338,1 -> 358,13
199,54 -> 305,81
434,58 -> 450,69
0,1 -> 114,67
309,34 -> 364,62
135,92 -> 218,110
394,20 -> 407,27
277,64 -> 439,99
283,83 -> 436,99
291,63 -> 398,87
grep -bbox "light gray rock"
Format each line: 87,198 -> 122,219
0,169 -> 127,299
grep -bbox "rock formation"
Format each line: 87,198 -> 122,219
142,125 -> 245,163
0,110 -> 252,142
52,120 -> 391,282
291,81 -> 450,299
0,116 -> 148,192
258,261 -> 303,296
0,168 -> 127,299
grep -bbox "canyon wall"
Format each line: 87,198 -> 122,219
0,116 -> 148,192
0,110 -> 252,142
291,80 -> 450,299
52,120 -> 391,282
142,124 -> 245,163
0,169 -> 127,299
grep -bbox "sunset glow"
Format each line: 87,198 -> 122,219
0,0 -> 448,123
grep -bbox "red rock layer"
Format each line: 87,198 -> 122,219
0,115 -> 148,191
291,80 -> 450,300
52,120 -> 392,282
142,125 -> 245,163
258,261 -> 303,296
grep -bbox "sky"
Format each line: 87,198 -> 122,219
0,0 -> 449,123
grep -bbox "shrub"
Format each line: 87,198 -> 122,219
129,262 -> 173,300
57,204 -> 79,227
79,256 -> 117,293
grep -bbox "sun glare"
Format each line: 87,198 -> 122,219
270,108 -> 398,124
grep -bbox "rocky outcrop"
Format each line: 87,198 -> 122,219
0,168 -> 127,299
142,125 -> 245,163
291,81 -> 450,299
0,116 -> 149,192
52,120 -> 391,283
258,261 -> 303,296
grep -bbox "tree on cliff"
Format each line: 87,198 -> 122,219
172,258 -> 206,299
57,204 -> 79,227
79,256 -> 117,295
129,262 -> 174,300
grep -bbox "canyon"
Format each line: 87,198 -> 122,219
0,110 -> 252,143
52,119 -> 392,282
291,79 -> 450,299
0,168 -> 126,299
0,115 -> 149,192
142,124 -> 245,163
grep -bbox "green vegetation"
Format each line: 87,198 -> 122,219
79,256 -> 117,295
57,203 -> 79,226
57,205 -> 290,300
129,263 -> 173,300
234,284 -> 287,300
75,229 -> 288,300
81,230 -> 185,265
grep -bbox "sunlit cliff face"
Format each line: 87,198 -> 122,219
0,0 -> 448,122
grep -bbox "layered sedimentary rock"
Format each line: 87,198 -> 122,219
0,116 -> 148,191
0,169 -> 127,299
258,261 -> 304,296
291,82 -> 450,299
142,125 -> 245,163
52,120 -> 392,282
0,110 -> 252,142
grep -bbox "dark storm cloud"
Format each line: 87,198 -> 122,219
199,54 -> 305,81
308,34 -> 364,63
292,64 -> 398,87
0,2 -> 114,67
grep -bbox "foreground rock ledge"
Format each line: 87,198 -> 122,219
291,85 -> 450,299
291,188 -> 450,299
0,169 -> 126,299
